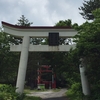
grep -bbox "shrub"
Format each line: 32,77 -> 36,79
0,84 -> 42,100
66,82 -> 83,100
0,84 -> 21,100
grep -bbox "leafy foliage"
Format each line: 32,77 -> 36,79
41,20 -> 80,88
66,83 -> 82,100
15,15 -> 43,88
55,19 -> 72,27
79,0 -> 100,20
0,31 -> 19,84
75,9 -> 100,57
17,15 -> 33,26
73,8 -> 100,100
0,84 -> 21,100
0,84 -> 42,100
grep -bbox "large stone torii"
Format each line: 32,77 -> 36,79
2,21 -> 90,95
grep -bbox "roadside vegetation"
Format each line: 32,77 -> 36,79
0,84 -> 42,100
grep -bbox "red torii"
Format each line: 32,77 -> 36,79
37,65 -> 56,89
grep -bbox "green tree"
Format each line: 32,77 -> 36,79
55,19 -> 72,27
42,20 -> 80,88
0,30 -> 19,84
16,15 -> 44,88
74,8 -> 100,99
14,15 -> 33,44
79,0 -> 100,20
0,15 -> 43,87
16,15 -> 43,45
17,15 -> 33,26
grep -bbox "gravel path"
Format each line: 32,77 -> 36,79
27,88 -> 68,100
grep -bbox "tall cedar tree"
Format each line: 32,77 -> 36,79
79,0 -> 100,20
17,15 -> 33,26
16,15 -> 44,88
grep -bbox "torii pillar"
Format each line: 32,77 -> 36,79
2,21 -> 77,94
16,36 -> 30,93
79,58 -> 90,96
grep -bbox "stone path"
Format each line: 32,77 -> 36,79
27,88 -> 68,100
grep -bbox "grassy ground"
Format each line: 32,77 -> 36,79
23,96 -> 42,100
52,88 -> 61,92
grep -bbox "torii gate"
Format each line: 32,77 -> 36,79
2,21 -> 90,96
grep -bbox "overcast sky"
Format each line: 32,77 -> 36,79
0,0 -> 86,26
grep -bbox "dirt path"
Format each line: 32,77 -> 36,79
27,88 -> 68,100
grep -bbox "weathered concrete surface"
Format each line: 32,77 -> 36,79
10,44 -> 76,52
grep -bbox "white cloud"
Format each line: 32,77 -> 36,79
0,0 -> 85,26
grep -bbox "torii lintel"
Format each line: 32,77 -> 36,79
2,21 -> 77,37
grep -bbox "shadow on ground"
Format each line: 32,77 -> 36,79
43,96 -> 68,100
